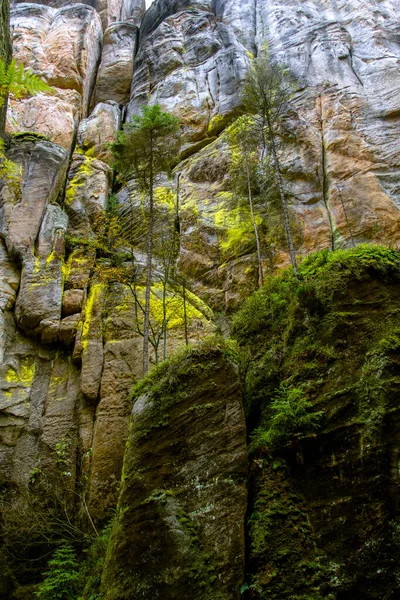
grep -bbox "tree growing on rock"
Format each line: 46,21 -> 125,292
111,104 -> 180,374
243,51 -> 299,277
228,115 -> 265,287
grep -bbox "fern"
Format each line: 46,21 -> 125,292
0,58 -> 53,107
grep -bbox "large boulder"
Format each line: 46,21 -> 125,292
101,342 -> 247,599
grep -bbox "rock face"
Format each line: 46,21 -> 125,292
128,7 -> 249,141
7,3 -> 102,149
94,22 -> 139,105
0,137 -> 69,262
233,247 -> 400,598
2,0 -> 400,598
13,0 -> 145,29
101,344 -> 248,600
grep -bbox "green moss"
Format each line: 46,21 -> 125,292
232,244 -> 400,598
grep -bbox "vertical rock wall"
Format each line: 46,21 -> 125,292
1,0 -> 400,596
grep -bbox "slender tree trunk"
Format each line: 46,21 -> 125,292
246,157 -> 264,287
162,278 -> 168,361
268,121 -> 298,277
0,0 -> 11,138
143,139 -> 154,375
182,285 -> 188,346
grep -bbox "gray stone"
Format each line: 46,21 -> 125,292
128,9 -> 249,141
0,138 -> 69,262
65,154 -> 112,240
77,102 -> 121,164
14,204 -> 68,344
94,23 -> 139,105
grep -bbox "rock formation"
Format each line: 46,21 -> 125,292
1,0 -> 400,598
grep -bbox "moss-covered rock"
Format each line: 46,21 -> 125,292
233,245 -> 400,599
100,338 -> 248,600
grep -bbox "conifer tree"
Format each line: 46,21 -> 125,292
111,104 -> 180,374
243,51 -> 299,276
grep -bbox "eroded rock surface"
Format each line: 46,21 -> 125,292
7,3 -> 102,149
128,8 -> 249,141
94,22 -> 138,105
101,344 -> 247,600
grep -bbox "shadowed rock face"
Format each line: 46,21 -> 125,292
234,253 -> 400,598
100,347 -> 248,600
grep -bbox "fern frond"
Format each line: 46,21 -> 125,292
0,58 -> 53,105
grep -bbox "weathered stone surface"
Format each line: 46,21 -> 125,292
87,284 -> 141,521
94,23 -> 138,105
12,0 -> 144,31
7,3 -> 102,149
0,138 -> 69,262
14,205 -> 68,344
128,9 -> 249,141
80,283 -> 105,401
0,240 -> 20,314
101,345 -> 247,599
64,247 -> 95,291
65,155 -> 112,239
77,102 -> 121,164
253,0 -> 400,255
59,314 -> 81,348
62,289 -> 84,317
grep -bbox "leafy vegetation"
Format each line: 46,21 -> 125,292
0,58 -> 53,107
242,49 -> 299,275
249,383 -> 323,453
111,104 -> 181,374
35,545 -> 80,600
232,244 -> 400,598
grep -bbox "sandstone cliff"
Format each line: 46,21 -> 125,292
1,0 -> 400,598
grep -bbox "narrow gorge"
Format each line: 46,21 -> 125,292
1,1 -> 400,599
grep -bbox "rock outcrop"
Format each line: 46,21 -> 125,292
2,0 -> 400,598
233,246 -> 400,598
101,343 -> 248,600
7,3 -> 103,150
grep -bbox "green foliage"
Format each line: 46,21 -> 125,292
111,104 -> 180,187
232,244 -> 400,342
250,384 -> 323,453
78,524 -> 113,600
242,49 -> 296,136
35,545 -> 80,600
0,58 -> 53,107
0,137 -> 21,187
